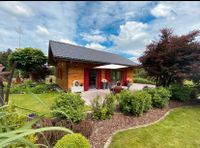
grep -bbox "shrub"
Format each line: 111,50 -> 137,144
9,84 -> 27,94
103,94 -> 116,117
9,82 -> 58,94
0,105 -> 26,131
134,77 -> 155,85
131,91 -> 152,116
91,94 -> 116,120
145,87 -> 171,108
54,133 -> 90,148
51,93 -> 85,123
91,96 -> 102,120
169,84 -> 192,102
0,105 -> 38,146
118,90 -> 152,116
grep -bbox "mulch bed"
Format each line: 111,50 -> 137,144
88,100 -> 185,148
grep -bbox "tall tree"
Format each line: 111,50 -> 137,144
0,49 -> 12,68
139,28 -> 200,87
8,47 -> 47,80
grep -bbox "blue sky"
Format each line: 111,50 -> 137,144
0,1 -> 200,63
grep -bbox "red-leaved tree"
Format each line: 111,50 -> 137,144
139,28 -> 200,87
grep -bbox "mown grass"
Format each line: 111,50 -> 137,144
109,107 -> 200,148
9,93 -> 91,117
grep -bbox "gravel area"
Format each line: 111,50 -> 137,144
88,100 -> 184,148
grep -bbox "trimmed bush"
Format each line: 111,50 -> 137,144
91,94 -> 116,120
145,87 -> 171,108
51,93 -> 85,123
54,133 -> 90,148
169,84 -> 192,102
134,77 -> 155,85
118,90 -> 152,116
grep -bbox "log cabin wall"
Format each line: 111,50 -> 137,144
127,68 -> 134,82
56,60 -> 67,90
56,59 -> 134,91
67,62 -> 104,91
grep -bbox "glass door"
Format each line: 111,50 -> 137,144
89,70 -> 97,89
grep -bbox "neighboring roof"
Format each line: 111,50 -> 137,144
48,40 -> 136,66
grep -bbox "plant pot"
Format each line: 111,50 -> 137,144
102,82 -> 107,89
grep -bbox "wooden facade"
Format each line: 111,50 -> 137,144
55,60 -> 134,91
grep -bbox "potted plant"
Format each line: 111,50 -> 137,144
101,79 -> 107,89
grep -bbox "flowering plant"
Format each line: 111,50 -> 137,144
101,78 -> 107,83
126,78 -> 132,83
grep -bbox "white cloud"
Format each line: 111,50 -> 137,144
0,1 -> 32,16
151,4 -> 172,18
85,43 -> 106,50
111,21 -> 150,56
36,25 -> 50,36
59,38 -> 77,45
81,33 -> 107,43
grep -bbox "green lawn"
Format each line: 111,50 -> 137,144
9,93 -> 91,116
109,107 -> 200,148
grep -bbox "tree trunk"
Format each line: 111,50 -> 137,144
0,79 -> 4,106
5,62 -> 17,104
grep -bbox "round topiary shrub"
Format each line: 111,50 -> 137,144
54,133 -> 90,148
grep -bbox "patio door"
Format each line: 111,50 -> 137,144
111,70 -> 122,83
89,69 -> 97,89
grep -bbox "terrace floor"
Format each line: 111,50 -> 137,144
81,83 -> 155,105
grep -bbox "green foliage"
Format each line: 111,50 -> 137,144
91,94 -> 116,120
9,81 -> 57,94
54,133 -> 90,148
8,47 -> 46,75
49,66 -> 56,75
145,87 -> 171,108
0,105 -> 26,132
134,68 -> 149,78
91,96 -> 102,120
134,77 -> 155,85
0,49 -> 12,69
51,93 -> 85,123
103,94 -> 116,117
118,90 -> 152,116
169,84 -> 192,102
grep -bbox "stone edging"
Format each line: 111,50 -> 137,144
103,109 -> 173,148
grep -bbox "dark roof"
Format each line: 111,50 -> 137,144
48,40 -> 136,66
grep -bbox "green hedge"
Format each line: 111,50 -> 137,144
54,133 -> 90,148
134,77 -> 155,85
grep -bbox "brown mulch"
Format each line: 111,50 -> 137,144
88,100 -> 185,148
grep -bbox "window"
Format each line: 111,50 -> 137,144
111,70 -> 122,82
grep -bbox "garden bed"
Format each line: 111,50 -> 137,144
88,100 -> 184,148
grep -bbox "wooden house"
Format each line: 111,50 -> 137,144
48,40 -> 136,92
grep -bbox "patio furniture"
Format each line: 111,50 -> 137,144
109,81 -> 124,94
